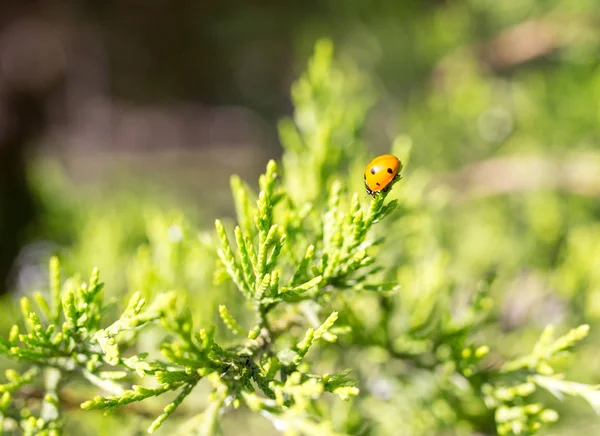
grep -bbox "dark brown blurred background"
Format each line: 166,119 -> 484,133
0,0 -> 307,294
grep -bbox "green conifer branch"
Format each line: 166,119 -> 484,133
0,38 -> 596,436
218,305 -> 243,336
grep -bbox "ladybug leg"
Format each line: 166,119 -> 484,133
364,175 -> 375,197
389,172 -> 402,187
381,173 -> 402,194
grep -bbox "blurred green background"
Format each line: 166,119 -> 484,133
1,0 -> 600,434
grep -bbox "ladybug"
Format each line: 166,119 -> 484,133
364,154 -> 402,197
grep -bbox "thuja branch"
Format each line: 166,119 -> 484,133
208,157 -> 402,432
0,258 -> 172,434
0,42 -> 401,436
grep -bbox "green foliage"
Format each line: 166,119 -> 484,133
482,325 -> 596,435
3,35 -> 600,436
279,39 -> 375,205
81,150 -> 389,434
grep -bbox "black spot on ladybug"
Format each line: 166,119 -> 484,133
387,168 -> 393,174
370,168 -> 376,175
376,182 -> 381,186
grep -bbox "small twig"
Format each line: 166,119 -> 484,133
475,20 -> 557,71
13,385 -> 162,419
432,14 -> 597,84
428,153 -> 600,203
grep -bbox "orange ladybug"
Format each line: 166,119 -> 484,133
364,154 -> 402,197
